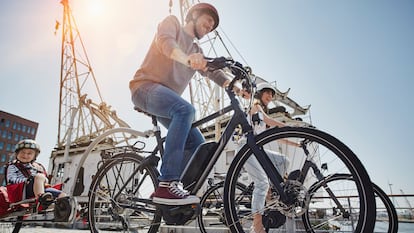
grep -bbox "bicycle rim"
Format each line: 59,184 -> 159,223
224,126 -> 376,233
88,153 -> 161,233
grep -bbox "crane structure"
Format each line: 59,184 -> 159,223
49,0 -> 134,199
56,0 -> 129,150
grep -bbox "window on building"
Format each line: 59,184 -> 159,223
5,120 -> 10,128
7,132 -> 12,140
22,125 -> 27,133
0,142 -> 3,150
6,144 -> 12,152
1,130 -> 6,138
31,128 -> 36,135
1,154 -> 6,162
57,163 -> 65,178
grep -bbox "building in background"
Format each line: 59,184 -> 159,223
0,110 -> 38,186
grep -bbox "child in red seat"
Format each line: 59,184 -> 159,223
6,139 -> 66,209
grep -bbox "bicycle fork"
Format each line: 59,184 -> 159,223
248,135 -> 349,217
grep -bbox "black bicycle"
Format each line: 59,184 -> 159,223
87,57 -> 376,233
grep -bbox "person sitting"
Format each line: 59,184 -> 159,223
6,139 -> 66,210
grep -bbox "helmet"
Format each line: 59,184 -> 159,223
185,3 -> 219,31
256,82 -> 276,97
14,139 -> 40,155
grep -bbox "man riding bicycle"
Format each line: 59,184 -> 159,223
129,3 -> 231,205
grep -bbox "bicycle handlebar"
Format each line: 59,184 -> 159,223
205,57 -> 253,95
205,56 -> 234,70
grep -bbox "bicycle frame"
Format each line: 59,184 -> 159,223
141,86 -> 289,203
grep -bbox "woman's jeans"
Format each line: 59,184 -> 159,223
244,149 -> 289,214
132,82 -> 205,181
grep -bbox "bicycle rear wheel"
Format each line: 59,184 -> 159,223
198,181 -> 252,233
88,153 -> 160,233
304,173 -> 398,233
224,126 -> 376,233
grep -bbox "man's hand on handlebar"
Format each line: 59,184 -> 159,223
187,53 -> 208,71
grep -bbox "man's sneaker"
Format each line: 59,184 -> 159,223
152,181 -> 200,205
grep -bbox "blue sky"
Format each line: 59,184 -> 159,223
1,0 -> 413,202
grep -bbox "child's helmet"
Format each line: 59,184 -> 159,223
185,3 -> 220,31
14,139 -> 41,156
255,82 -> 276,98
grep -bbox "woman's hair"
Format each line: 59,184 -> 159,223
253,98 -> 269,113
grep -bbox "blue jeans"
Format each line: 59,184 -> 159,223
244,149 -> 289,214
132,82 -> 205,181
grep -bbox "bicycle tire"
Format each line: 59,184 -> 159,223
198,181 -> 251,233
223,126 -> 376,233
372,182 -> 399,233
304,173 -> 398,233
88,152 -> 161,233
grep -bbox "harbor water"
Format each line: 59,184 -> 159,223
376,221 -> 414,233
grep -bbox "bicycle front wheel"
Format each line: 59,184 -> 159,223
88,153 -> 160,233
224,126 -> 376,233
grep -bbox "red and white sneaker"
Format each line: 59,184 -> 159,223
152,181 -> 199,205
